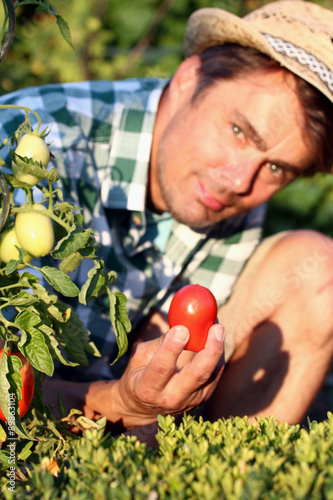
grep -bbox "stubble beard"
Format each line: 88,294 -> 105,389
157,163 -> 220,230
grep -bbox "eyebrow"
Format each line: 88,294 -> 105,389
233,110 -> 267,152
233,110 -> 309,175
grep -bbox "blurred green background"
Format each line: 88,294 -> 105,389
0,0 -> 332,238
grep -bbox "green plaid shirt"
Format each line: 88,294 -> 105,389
0,79 -> 266,379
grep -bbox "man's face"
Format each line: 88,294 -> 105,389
149,59 -> 314,228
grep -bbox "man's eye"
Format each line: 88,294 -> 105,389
232,125 -> 245,138
268,163 -> 282,176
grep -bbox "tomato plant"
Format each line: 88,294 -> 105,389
11,134 -> 50,186
15,203 -> 55,257
0,349 -> 35,420
0,102 -> 131,440
168,284 -> 218,352
0,226 -> 33,268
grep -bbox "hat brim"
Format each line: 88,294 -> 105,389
184,7 -> 333,104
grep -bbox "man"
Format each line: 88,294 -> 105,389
1,1 -> 333,438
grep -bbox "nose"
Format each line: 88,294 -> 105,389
215,158 -> 260,195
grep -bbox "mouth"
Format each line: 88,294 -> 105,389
196,179 -> 227,212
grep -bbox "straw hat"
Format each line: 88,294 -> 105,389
184,0 -> 333,104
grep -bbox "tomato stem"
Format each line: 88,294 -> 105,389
0,105 -> 44,135
48,180 -> 53,212
28,190 -> 34,206
0,282 -> 26,292
10,205 -> 71,231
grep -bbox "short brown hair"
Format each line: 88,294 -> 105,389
193,44 -> 333,175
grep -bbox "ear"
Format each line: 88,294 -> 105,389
167,55 -> 202,110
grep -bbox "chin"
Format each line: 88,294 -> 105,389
170,209 -> 222,229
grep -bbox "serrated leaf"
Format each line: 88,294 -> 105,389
19,271 -> 40,288
57,305 -> 100,366
59,251 -> 84,274
56,14 -> 74,48
4,173 -> 33,190
40,321 -> 79,367
35,3 -> 57,15
108,290 -> 131,364
15,308 -> 40,330
54,201 -> 82,213
30,283 -> 57,305
16,310 -> 54,376
0,352 -> 33,439
0,450 -> 10,470
51,224 -> 95,260
9,150 -> 60,182
17,440 -> 34,460
3,245 -> 30,274
46,302 -> 70,323
39,266 -> 80,297
79,260 -> 117,305
4,259 -> 22,275
7,291 -> 38,307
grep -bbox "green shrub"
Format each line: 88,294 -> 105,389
1,412 -> 333,499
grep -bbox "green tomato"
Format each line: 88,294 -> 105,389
15,204 -> 54,257
12,134 -> 50,186
0,226 -> 33,269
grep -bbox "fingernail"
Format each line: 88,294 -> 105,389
214,325 -> 225,343
173,326 -> 190,343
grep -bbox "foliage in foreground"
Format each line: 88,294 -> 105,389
1,411 -> 333,499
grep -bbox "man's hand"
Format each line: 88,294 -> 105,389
43,321 -> 225,431
107,323 -> 225,429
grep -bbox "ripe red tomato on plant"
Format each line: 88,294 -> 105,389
168,284 -> 218,352
0,349 -> 35,421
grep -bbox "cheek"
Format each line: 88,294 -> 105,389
250,179 -> 280,206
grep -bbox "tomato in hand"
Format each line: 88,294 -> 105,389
12,134 -> 50,186
168,284 -> 218,352
0,226 -> 33,269
0,349 -> 35,420
15,203 -> 54,257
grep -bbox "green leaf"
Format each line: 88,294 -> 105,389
0,450 -> 11,470
35,2 -> 57,16
4,245 -> 32,275
0,352 -> 33,439
7,291 -> 38,307
5,173 -> 33,190
16,310 -> 54,376
59,252 -> 84,274
53,201 -> 82,214
57,306 -> 100,366
51,223 -> 95,260
4,259 -> 23,275
79,260 -> 117,305
9,150 -> 60,182
56,14 -> 75,49
108,290 -> 131,364
40,320 -> 79,367
39,266 -> 80,297
17,440 -> 34,461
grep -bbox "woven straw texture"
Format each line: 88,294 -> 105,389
184,1 -> 333,103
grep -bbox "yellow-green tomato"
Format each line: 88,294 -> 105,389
12,134 -> 50,186
15,204 -> 54,257
0,227 -> 33,269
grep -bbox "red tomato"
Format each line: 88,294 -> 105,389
168,284 -> 218,352
0,349 -> 35,420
